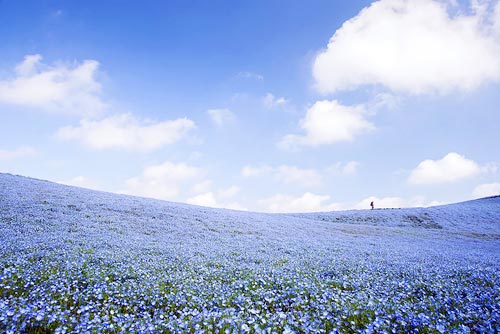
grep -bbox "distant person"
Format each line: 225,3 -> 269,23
370,201 -> 374,210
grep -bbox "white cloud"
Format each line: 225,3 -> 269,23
56,113 -> 195,151
263,93 -> 288,108
472,182 -> 500,198
260,192 -> 341,213
187,192 -> 218,207
327,161 -> 360,175
0,146 -> 36,161
186,191 -> 247,210
223,202 -> 248,211
207,108 -> 235,127
0,54 -> 106,116
242,164 -> 321,187
119,161 -> 202,200
237,71 -> 264,80
57,176 -> 100,190
313,0 -> 500,94
408,152 -> 481,185
279,100 -> 374,150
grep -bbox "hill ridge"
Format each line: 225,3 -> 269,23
1,172 -> 499,235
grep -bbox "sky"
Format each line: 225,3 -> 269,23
1,0 -> 500,213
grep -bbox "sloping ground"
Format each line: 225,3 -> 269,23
295,196 -> 500,234
0,173 -> 499,333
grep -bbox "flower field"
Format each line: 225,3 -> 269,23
1,173 -> 499,333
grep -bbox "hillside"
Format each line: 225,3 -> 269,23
0,173 -> 499,333
296,196 -> 500,234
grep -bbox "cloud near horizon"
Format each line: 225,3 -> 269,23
259,193 -> 441,213
353,196 -> 441,210
186,191 -> 246,211
313,0 -> 500,95
259,192 -> 341,213
0,54 -> 106,116
472,182 -> 500,198
186,182 -> 244,210
57,176 -> 100,190
119,160 -> 203,200
56,113 -> 195,151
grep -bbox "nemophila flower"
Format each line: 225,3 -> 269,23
1,174 -> 500,332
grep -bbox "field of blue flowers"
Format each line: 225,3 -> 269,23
1,173 -> 499,333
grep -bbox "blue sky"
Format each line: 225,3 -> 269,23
1,0 -> 500,212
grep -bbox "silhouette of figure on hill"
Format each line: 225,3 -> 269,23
370,201 -> 374,210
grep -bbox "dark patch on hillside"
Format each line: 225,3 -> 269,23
403,214 -> 442,229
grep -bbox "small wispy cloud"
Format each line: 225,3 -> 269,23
207,108 -> 235,127
237,71 -> 264,81
327,161 -> 360,175
263,93 -> 288,108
